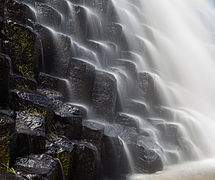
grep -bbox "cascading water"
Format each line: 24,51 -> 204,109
19,0 -> 215,179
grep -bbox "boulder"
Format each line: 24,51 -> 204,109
14,154 -> 63,179
91,70 -> 117,121
0,54 -> 10,107
46,136 -> 74,179
15,111 -> 46,156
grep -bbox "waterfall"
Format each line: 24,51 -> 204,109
20,0 -> 215,178
113,0 -> 215,159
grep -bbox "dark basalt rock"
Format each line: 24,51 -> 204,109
35,2 -> 62,29
102,124 -> 138,176
105,23 -> 128,50
73,5 -> 88,39
15,111 -> 46,156
0,54 -> 10,107
37,88 -> 64,101
10,89 -> 53,134
82,120 -> 104,150
72,141 -> 100,180
66,58 -> 95,104
4,0 -> 37,25
9,74 -> 37,91
38,72 -> 69,98
132,142 -> 163,173
51,34 -> 73,76
137,72 -> 161,105
102,124 -> 124,178
0,113 -> 15,170
54,101 -> 83,140
116,113 -> 139,129
91,70 -> 117,121
124,99 -> 148,117
14,154 -> 63,180
1,21 -> 41,79
33,24 -> 56,73
46,136 -> 74,179
10,89 -> 53,112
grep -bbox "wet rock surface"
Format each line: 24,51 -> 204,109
15,111 -> 46,155
72,141 -> 100,180
38,72 -> 69,98
1,21 -> 41,79
66,58 -> 96,103
54,101 -> 83,140
91,70 -> 117,121
82,120 -> 104,150
14,154 -> 63,179
46,136 -> 74,179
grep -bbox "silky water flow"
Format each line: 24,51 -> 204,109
21,0 -> 215,179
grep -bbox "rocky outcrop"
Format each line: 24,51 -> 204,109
0,0 -> 167,179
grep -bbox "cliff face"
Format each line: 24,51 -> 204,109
0,0 -> 164,179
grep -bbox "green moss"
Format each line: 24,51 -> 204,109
0,128 -> 16,175
24,105 -> 57,138
13,26 -> 35,78
59,152 -> 70,177
24,105 -> 47,117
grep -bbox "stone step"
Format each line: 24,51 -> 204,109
72,141 -> 100,180
9,89 -> 54,136
15,111 -> 46,156
37,88 -> 64,102
1,21 -> 41,79
53,100 -> 83,140
66,58 -> 95,104
91,70 -> 117,121
13,154 -> 63,179
46,136 -> 74,179
34,2 -> 63,29
81,120 -> 104,151
38,72 -> 69,98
